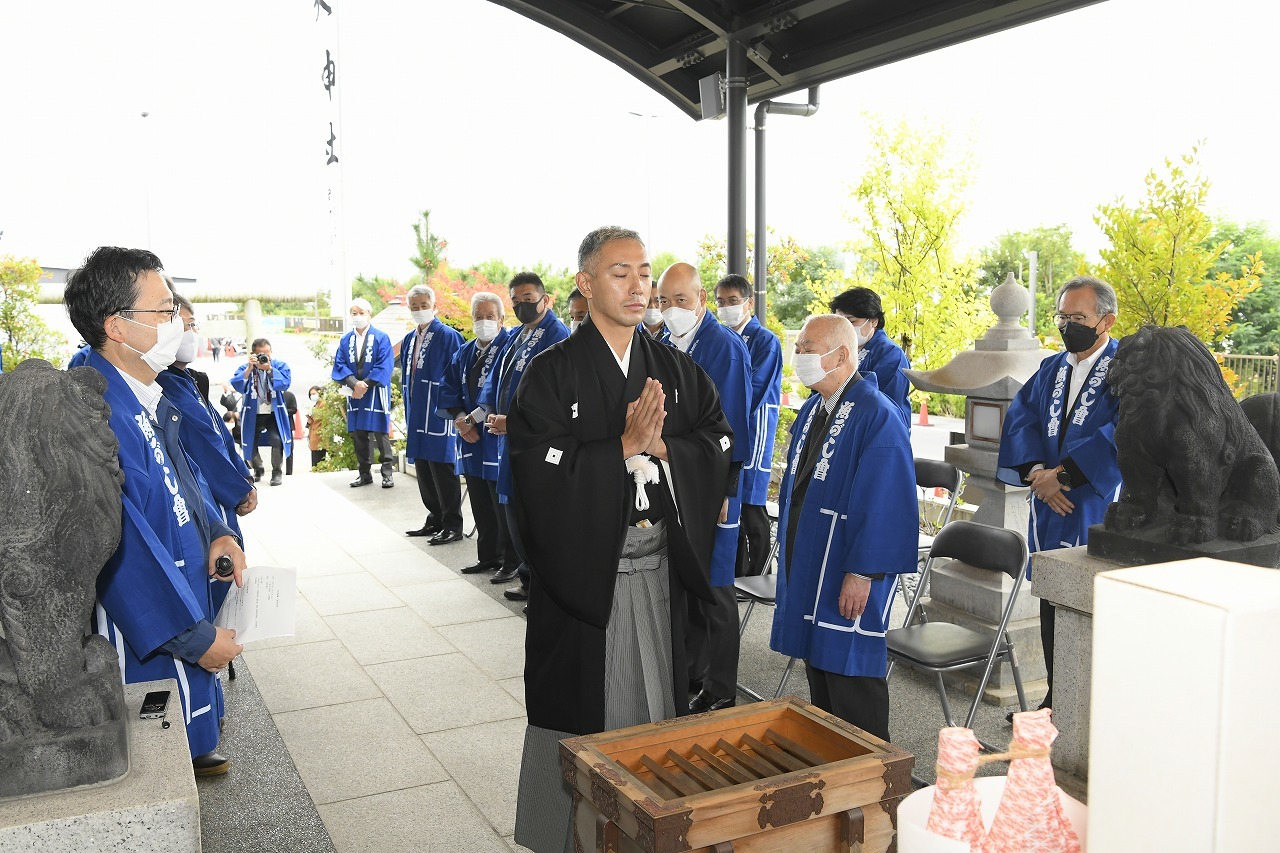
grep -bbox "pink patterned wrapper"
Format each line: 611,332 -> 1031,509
926,727 -> 985,846
981,708 -> 1081,853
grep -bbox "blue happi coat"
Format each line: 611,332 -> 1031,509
771,375 -> 918,677
86,350 -> 233,757
645,323 -> 671,345
738,315 -> 783,505
858,328 -> 912,428
229,358 -> 294,463
400,319 -> 463,465
683,309 -> 752,587
332,326 -> 395,433
156,366 -> 253,543
997,339 -> 1121,573
479,311 -> 569,501
439,327 -> 511,480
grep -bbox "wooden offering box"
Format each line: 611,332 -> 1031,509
560,698 -> 913,853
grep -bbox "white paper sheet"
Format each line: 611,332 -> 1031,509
214,566 -> 297,644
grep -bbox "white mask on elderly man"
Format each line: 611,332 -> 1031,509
473,319 -> 500,342
351,313 -> 371,330
411,309 -> 435,326
792,348 -> 840,388
662,306 -> 699,338
174,329 -> 200,364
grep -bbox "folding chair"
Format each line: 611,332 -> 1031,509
886,521 -> 1029,744
897,458 -> 965,613
733,501 -> 800,701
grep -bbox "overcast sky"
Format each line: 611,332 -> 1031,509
2,0 -> 1278,300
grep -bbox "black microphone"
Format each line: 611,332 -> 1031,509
215,556 -> 234,578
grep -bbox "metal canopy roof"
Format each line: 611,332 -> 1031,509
486,0 -> 1104,119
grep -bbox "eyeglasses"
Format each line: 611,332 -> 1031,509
185,320 -> 201,332
119,306 -> 181,322
715,296 -> 749,307
1053,312 -> 1095,325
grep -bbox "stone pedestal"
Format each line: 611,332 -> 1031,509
0,680 -> 201,852
1029,544 -> 1121,799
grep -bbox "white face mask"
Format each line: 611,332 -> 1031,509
662,306 -> 699,337
851,320 -> 874,345
351,313 -> 371,330
569,319 -> 584,333
643,308 -> 663,326
174,329 -> 200,364
473,319 -> 499,342
118,314 -> 185,373
793,347 -> 840,388
411,309 -> 435,326
717,304 -> 747,327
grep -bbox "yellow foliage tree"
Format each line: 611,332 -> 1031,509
1094,147 -> 1264,345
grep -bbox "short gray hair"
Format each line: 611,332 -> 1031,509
1057,275 -> 1118,317
406,284 -> 435,302
577,226 -> 644,273
471,291 -> 504,317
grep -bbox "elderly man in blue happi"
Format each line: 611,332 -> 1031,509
63,246 -> 247,777
997,275 -> 1122,715
771,314 -> 917,741
333,298 -> 397,488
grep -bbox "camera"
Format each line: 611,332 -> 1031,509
255,354 -> 269,365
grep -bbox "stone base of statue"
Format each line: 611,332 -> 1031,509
0,688 -> 128,799
0,680 -> 200,852
1087,523 -> 1280,569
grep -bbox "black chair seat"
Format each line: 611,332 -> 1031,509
887,623 -> 1009,669
734,574 -> 776,603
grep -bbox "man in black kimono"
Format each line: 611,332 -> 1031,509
508,226 -> 733,853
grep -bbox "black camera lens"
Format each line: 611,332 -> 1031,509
256,354 -> 269,364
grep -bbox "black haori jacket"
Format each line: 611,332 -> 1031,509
507,318 -> 733,735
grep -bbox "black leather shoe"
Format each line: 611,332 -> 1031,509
382,474 -> 394,488
688,690 -> 735,714
428,529 -> 464,546
192,751 -> 231,777
269,472 -> 283,486
406,524 -> 443,537
253,469 -> 264,483
1006,704 -> 1051,724
460,560 -> 501,574
350,476 -> 374,488
504,586 -> 529,601
490,566 -> 520,584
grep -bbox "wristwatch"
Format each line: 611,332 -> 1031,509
1055,465 -> 1072,488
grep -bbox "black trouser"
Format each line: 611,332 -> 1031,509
686,585 -> 741,699
252,413 -> 284,476
311,449 -> 328,467
805,662 -> 890,741
414,459 -> 463,533
1040,597 -> 1054,709
736,503 -> 772,577
505,503 -> 531,588
351,429 -> 394,477
465,473 -> 502,564
490,480 -> 520,572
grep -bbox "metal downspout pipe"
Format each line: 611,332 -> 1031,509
726,39 -> 749,277
752,87 -> 820,319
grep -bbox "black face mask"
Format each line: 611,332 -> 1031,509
513,300 -> 542,325
1059,319 -> 1101,354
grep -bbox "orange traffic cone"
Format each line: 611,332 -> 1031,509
918,398 -> 931,427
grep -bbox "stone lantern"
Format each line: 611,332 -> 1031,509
902,273 -> 1055,703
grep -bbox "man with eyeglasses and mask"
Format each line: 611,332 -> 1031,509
997,275 -> 1122,717
63,246 -> 248,776
479,272 -> 570,598
714,274 -> 783,579
830,287 -> 912,427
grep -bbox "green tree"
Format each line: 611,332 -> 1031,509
1209,220 -> 1280,355
650,250 -> 679,283
844,116 -> 990,370
1095,147 -> 1263,346
977,225 -> 1085,339
349,274 -> 401,315
1,255 -> 66,371
409,209 -> 447,278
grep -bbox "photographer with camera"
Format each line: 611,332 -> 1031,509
230,338 -> 293,486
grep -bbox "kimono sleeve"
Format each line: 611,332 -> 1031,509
834,441 -> 918,577
331,335 -> 354,382
97,476 -> 206,659
1064,412 -> 1120,499
437,348 -> 466,417
878,347 -> 913,426
749,332 -> 783,414
507,362 -> 629,629
270,360 -> 291,392
367,333 -> 395,387
229,363 -> 251,393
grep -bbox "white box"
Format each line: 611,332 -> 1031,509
1089,558 -> 1280,852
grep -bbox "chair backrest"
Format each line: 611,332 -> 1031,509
914,458 -> 963,492
928,521 -> 1028,580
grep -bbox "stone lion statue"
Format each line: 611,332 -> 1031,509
0,359 -> 128,797
1103,326 -> 1280,545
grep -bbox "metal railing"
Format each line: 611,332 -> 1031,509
1221,353 -> 1280,398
